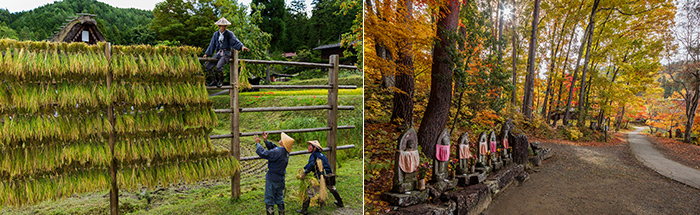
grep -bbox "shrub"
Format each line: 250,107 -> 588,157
564,126 -> 582,141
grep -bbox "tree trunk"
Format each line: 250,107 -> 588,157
576,0 -> 600,126
417,0 -> 459,158
616,105 -> 626,132
563,22 -> 592,126
510,0 -> 518,108
684,85 -> 700,143
552,23 -> 578,127
390,0 -> 415,128
542,18 -> 566,121
522,0 -> 541,120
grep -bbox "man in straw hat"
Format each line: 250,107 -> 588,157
203,17 -> 250,88
255,131 -> 294,215
296,140 -> 344,214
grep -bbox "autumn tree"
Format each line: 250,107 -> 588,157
665,0 -> 700,143
417,0 -> 460,157
521,0 -> 540,120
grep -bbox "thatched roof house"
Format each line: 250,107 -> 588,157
48,13 -> 105,44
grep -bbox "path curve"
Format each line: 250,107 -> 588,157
628,126 -> 700,189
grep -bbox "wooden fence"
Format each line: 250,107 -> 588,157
200,51 -> 358,199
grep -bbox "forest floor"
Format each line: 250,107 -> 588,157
484,132 -> 700,214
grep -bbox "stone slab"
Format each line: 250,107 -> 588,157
431,178 -> 458,193
484,164 -> 523,195
386,201 -> 456,215
382,189 -> 430,207
440,183 -> 492,215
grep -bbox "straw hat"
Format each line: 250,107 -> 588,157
307,140 -> 322,150
215,17 -> 231,26
280,132 -> 294,153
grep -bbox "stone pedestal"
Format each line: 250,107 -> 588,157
431,178 -> 458,193
382,189 -> 430,207
386,201 -> 456,215
469,167 -> 488,185
456,172 -> 482,186
440,184 -> 492,215
492,160 -> 503,171
484,164 -> 524,195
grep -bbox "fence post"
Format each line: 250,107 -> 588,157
105,42 -> 119,215
231,50 -> 241,199
327,55 -> 339,173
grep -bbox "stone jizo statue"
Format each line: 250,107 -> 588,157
392,128 -> 420,193
457,132 -> 471,175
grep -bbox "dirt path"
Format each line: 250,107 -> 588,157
484,138 -> 700,214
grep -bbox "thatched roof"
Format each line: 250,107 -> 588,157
48,13 -> 105,44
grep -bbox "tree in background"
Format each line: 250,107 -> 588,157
0,22 -> 18,40
665,0 -> 700,143
280,0 -> 310,52
0,0 -> 152,44
521,0 -> 541,120
252,0 -> 286,49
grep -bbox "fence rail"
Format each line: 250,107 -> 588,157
205,85 -> 357,90
212,105 -> 354,113
240,144 -> 356,161
201,52 -> 357,200
199,57 -> 358,70
209,125 -> 356,139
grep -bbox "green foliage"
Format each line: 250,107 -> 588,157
0,22 -> 17,40
252,0 -> 286,48
0,0 -> 152,44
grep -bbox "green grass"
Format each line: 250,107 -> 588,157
1,89 -> 363,215
0,158 -> 363,215
272,75 -> 362,88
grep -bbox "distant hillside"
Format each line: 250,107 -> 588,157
0,0 -> 154,45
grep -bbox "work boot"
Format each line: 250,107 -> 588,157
266,204 -> 275,215
216,72 -> 224,88
330,187 -> 344,207
295,200 -> 310,214
207,70 -> 217,86
278,204 -> 285,215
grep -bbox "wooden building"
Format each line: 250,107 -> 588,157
312,42 -> 346,60
48,13 -> 106,44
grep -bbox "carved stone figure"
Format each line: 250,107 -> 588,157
490,130 -> 503,170
431,129 -> 457,192
456,132 -> 471,175
392,128 -> 419,193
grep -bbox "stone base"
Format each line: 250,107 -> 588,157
440,183 -> 492,215
492,161 -> 503,171
484,164 -> 524,195
456,173 -> 479,187
516,169 -> 530,184
386,201 -> 457,215
503,157 -> 513,166
382,189 -> 430,207
431,178 -> 458,193
468,171 -> 487,185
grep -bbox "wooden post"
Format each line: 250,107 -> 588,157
231,50 -> 241,199
327,55 -> 339,173
105,42 -> 119,215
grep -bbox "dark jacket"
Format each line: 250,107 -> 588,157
303,151 -> 333,178
256,140 -> 289,183
204,29 -> 244,57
